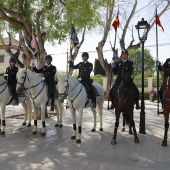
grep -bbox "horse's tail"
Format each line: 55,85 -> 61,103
123,112 -> 130,125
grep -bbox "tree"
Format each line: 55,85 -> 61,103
128,49 -> 155,76
94,58 -> 106,76
0,0 -> 102,68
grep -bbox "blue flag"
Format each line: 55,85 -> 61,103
70,24 -> 79,47
28,29 -> 37,55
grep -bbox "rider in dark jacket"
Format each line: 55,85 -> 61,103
69,52 -> 96,108
4,58 -> 18,105
110,49 -> 140,110
32,55 -> 57,111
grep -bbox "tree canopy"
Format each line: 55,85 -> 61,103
128,49 -> 155,76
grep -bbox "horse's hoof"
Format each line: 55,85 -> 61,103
41,133 -> 46,137
134,137 -> 139,143
32,131 -> 37,135
1,131 -> 5,136
162,140 -> 167,147
71,136 -> 76,140
27,123 -> 31,127
22,122 -> 26,126
76,139 -> 81,143
55,124 -> 58,127
59,124 -> 63,128
91,128 -> 96,132
99,128 -> 103,131
121,127 -> 125,132
129,129 -> 133,135
111,139 -> 116,145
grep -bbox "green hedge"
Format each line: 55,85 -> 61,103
139,92 -> 149,99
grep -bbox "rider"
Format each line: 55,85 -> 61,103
109,49 -> 141,110
32,55 -> 57,111
69,52 -> 96,108
4,58 -> 18,105
158,58 -> 170,108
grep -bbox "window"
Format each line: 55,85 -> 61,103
0,54 -> 4,63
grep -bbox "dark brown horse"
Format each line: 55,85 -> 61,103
161,68 -> 170,147
110,77 -> 139,144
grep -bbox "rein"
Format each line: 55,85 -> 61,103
59,76 -> 82,110
0,81 -> 8,94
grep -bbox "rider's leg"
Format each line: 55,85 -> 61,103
88,83 -> 96,108
50,84 -> 55,111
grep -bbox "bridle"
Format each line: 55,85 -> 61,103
59,75 -> 82,110
17,68 -> 45,96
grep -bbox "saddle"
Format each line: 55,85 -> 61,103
83,83 -> 100,98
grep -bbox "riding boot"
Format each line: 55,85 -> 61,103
13,93 -> 18,106
50,96 -> 55,111
91,92 -> 96,109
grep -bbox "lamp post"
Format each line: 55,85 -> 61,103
135,18 -> 150,134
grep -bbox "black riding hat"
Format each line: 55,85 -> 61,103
82,52 -> 89,58
45,55 -> 52,61
9,58 -> 16,63
121,49 -> 128,56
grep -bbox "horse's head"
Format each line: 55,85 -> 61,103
120,76 -> 133,93
16,68 -> 30,93
57,75 -> 70,102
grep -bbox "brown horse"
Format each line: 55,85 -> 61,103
110,77 -> 139,144
161,68 -> 170,147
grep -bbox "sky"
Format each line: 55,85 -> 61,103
44,0 -> 170,73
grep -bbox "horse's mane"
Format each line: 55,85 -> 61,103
0,76 -> 6,83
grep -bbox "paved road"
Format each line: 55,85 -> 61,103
0,101 -> 169,170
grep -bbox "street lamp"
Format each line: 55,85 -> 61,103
135,18 -> 150,134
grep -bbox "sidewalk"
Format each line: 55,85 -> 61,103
0,101 -> 169,170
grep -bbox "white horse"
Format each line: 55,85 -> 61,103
0,76 -> 32,135
16,68 -> 64,136
58,75 -> 104,143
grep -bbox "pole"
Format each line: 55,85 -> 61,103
156,8 -> 160,115
139,41 -> 146,134
66,50 -> 68,74
107,29 -> 117,110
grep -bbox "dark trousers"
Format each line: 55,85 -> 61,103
82,81 -> 96,106
9,83 -> 18,103
47,83 -> 56,107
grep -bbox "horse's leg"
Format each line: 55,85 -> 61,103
111,111 -> 120,144
76,108 -> 83,143
41,105 -> 46,136
54,100 -> 59,127
129,111 -> 139,143
26,97 -> 32,127
97,101 -> 103,131
162,109 -> 169,147
1,105 -> 6,135
121,112 -> 125,132
32,108 -> 38,135
70,109 -> 76,140
58,101 -> 64,128
90,108 -> 96,132
21,101 -> 27,126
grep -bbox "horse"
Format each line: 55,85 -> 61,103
161,68 -> 170,146
0,76 -> 32,135
110,77 -> 139,144
58,75 -> 104,143
16,68 -> 64,136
